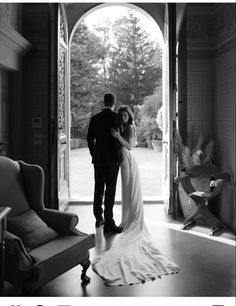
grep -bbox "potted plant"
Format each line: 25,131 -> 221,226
151,128 -> 162,152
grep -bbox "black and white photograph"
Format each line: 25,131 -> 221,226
0,1 -> 235,306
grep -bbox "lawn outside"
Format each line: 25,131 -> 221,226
70,147 -> 163,202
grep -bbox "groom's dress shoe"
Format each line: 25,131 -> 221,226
103,225 -> 123,234
95,218 -> 105,228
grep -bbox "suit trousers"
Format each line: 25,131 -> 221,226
93,163 -> 119,224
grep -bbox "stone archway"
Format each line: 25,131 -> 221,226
65,3 -> 165,39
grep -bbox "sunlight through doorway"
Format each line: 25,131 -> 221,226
69,4 -> 164,203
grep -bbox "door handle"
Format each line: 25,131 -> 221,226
162,141 -> 168,144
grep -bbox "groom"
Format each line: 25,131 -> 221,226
87,92 -> 122,233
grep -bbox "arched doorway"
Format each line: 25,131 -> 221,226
69,3 -> 165,202
53,3 -> 180,216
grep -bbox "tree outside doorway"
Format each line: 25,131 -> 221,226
70,5 -> 164,201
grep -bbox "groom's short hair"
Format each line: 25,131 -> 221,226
104,92 -> 116,108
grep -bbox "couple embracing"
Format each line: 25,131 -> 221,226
87,92 -> 179,286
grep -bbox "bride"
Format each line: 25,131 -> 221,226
92,105 -> 180,286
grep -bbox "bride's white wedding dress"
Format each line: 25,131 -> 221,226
92,139 -> 180,286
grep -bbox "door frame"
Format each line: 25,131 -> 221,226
162,3 -> 178,215
49,3 -> 182,213
49,3 -> 70,210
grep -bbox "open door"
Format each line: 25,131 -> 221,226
162,3 -> 178,215
57,4 -> 70,210
50,4 -> 70,210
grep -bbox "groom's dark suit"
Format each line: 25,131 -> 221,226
87,108 -> 122,227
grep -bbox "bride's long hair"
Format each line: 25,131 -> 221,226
118,105 -> 134,125
118,105 -> 138,146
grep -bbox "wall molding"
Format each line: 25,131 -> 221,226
187,3 -> 236,56
0,19 -> 31,70
187,33 -> 236,58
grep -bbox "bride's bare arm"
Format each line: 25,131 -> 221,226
111,126 -> 134,151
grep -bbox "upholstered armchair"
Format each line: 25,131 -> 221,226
0,156 -> 95,295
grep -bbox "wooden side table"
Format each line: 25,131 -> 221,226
0,207 -> 11,295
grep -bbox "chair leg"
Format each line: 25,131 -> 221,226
209,225 -> 223,236
201,206 -> 223,236
181,207 -> 200,230
81,259 -> 91,285
181,219 -> 195,230
198,204 -> 222,232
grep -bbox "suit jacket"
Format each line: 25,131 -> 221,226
87,108 -> 122,165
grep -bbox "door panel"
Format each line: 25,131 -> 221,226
57,4 -> 70,210
162,3 -> 177,215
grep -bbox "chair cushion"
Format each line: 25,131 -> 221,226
7,209 -> 59,250
28,234 -> 95,286
0,156 -> 30,217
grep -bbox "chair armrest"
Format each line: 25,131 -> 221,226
5,231 -> 33,271
37,208 -> 87,236
206,178 -> 226,200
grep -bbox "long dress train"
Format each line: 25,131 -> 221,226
92,147 -> 180,286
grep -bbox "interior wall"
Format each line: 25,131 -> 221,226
186,4 -> 215,147
213,4 -> 236,231
214,47 -> 235,177
0,3 -> 22,157
0,3 -> 22,33
186,3 -> 236,231
0,3 -> 51,206
0,68 -> 11,156
21,3 -> 51,206
213,10 -> 236,182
